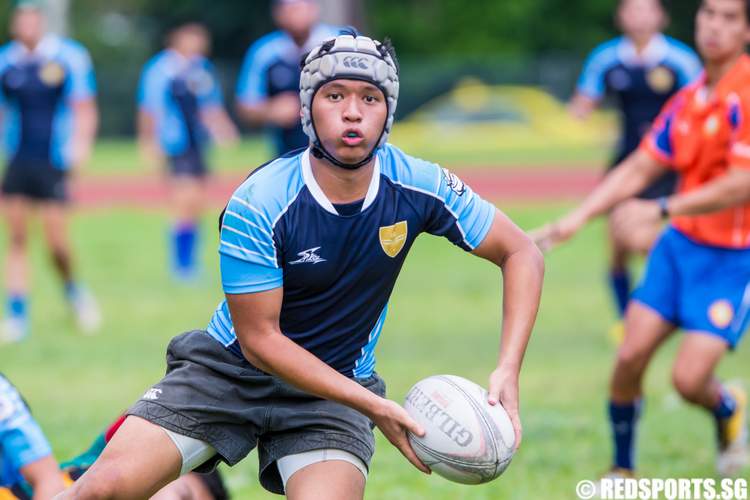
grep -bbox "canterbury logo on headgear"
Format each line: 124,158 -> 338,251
342,56 -> 369,70
299,33 -> 400,170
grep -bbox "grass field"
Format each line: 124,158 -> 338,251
83,138 -> 609,177
0,197 -> 747,498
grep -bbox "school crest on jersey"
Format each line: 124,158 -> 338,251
379,221 -> 408,258
39,61 -> 66,86
708,299 -> 734,329
647,66 -> 674,94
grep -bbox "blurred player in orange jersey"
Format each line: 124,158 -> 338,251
138,23 -> 238,281
569,0 -> 701,329
536,0 -> 750,478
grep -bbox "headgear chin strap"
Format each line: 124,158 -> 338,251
300,34 -> 399,170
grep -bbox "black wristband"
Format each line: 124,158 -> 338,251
658,196 -> 670,219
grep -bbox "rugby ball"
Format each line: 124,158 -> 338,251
404,375 -> 516,484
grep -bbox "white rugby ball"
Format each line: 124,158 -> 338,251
404,375 -> 516,484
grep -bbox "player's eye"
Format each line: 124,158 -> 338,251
327,92 -> 343,102
363,95 -> 379,104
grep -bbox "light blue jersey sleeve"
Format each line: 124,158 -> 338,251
61,40 -> 96,101
137,56 -> 166,114
219,189 -> 283,294
427,165 -> 497,250
0,46 -> 10,106
663,37 -> 703,87
236,32 -> 283,106
577,39 -> 620,100
0,377 -> 52,487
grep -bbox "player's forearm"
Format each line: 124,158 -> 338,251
236,101 -> 269,126
201,107 -> 239,145
496,242 -> 544,373
238,329 -> 382,417
666,168 -> 750,216
72,100 -> 98,149
568,93 -> 598,121
572,150 -> 664,224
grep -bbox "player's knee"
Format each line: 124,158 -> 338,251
8,230 -> 27,249
671,368 -> 704,403
615,343 -> 648,374
49,247 -> 69,265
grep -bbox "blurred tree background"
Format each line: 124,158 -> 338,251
0,0 -> 703,135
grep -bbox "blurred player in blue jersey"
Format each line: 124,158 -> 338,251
64,34 -> 544,499
0,3 -> 100,342
236,0 -> 342,156
138,23 -> 238,281
0,373 -> 66,499
569,0 -> 701,328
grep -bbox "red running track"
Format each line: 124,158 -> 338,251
69,168 -> 601,208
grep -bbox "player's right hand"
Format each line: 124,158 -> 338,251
370,398 -> 431,474
529,212 -> 586,252
268,93 -> 301,128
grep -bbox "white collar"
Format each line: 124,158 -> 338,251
10,34 -> 61,62
618,33 -> 668,68
301,148 -> 380,215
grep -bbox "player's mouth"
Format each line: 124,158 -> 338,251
341,129 -> 365,146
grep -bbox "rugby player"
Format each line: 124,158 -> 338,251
0,3 -> 100,341
537,0 -> 750,477
570,0 -> 701,324
138,23 -> 238,281
235,0 -> 342,156
0,373 -> 66,499
62,34 -> 544,499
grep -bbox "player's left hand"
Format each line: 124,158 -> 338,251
610,199 -> 661,237
69,139 -> 92,171
487,366 -> 522,451
529,210 -> 586,253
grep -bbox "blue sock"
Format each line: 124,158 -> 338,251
7,294 -> 27,320
609,270 -> 631,317
713,387 -> 736,419
172,223 -> 198,275
609,399 -> 642,470
64,281 -> 79,301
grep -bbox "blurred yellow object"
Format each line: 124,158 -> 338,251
390,77 -> 616,157
0,487 -> 18,500
609,321 -> 626,346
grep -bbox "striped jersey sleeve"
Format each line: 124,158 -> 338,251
219,191 -> 283,294
427,166 -> 496,250
61,40 -> 96,101
577,39 -> 619,100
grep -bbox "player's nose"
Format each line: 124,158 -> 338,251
342,96 -> 363,122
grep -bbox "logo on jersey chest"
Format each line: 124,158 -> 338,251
289,247 -> 327,265
646,67 -> 674,94
379,221 -> 408,258
39,61 -> 66,87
